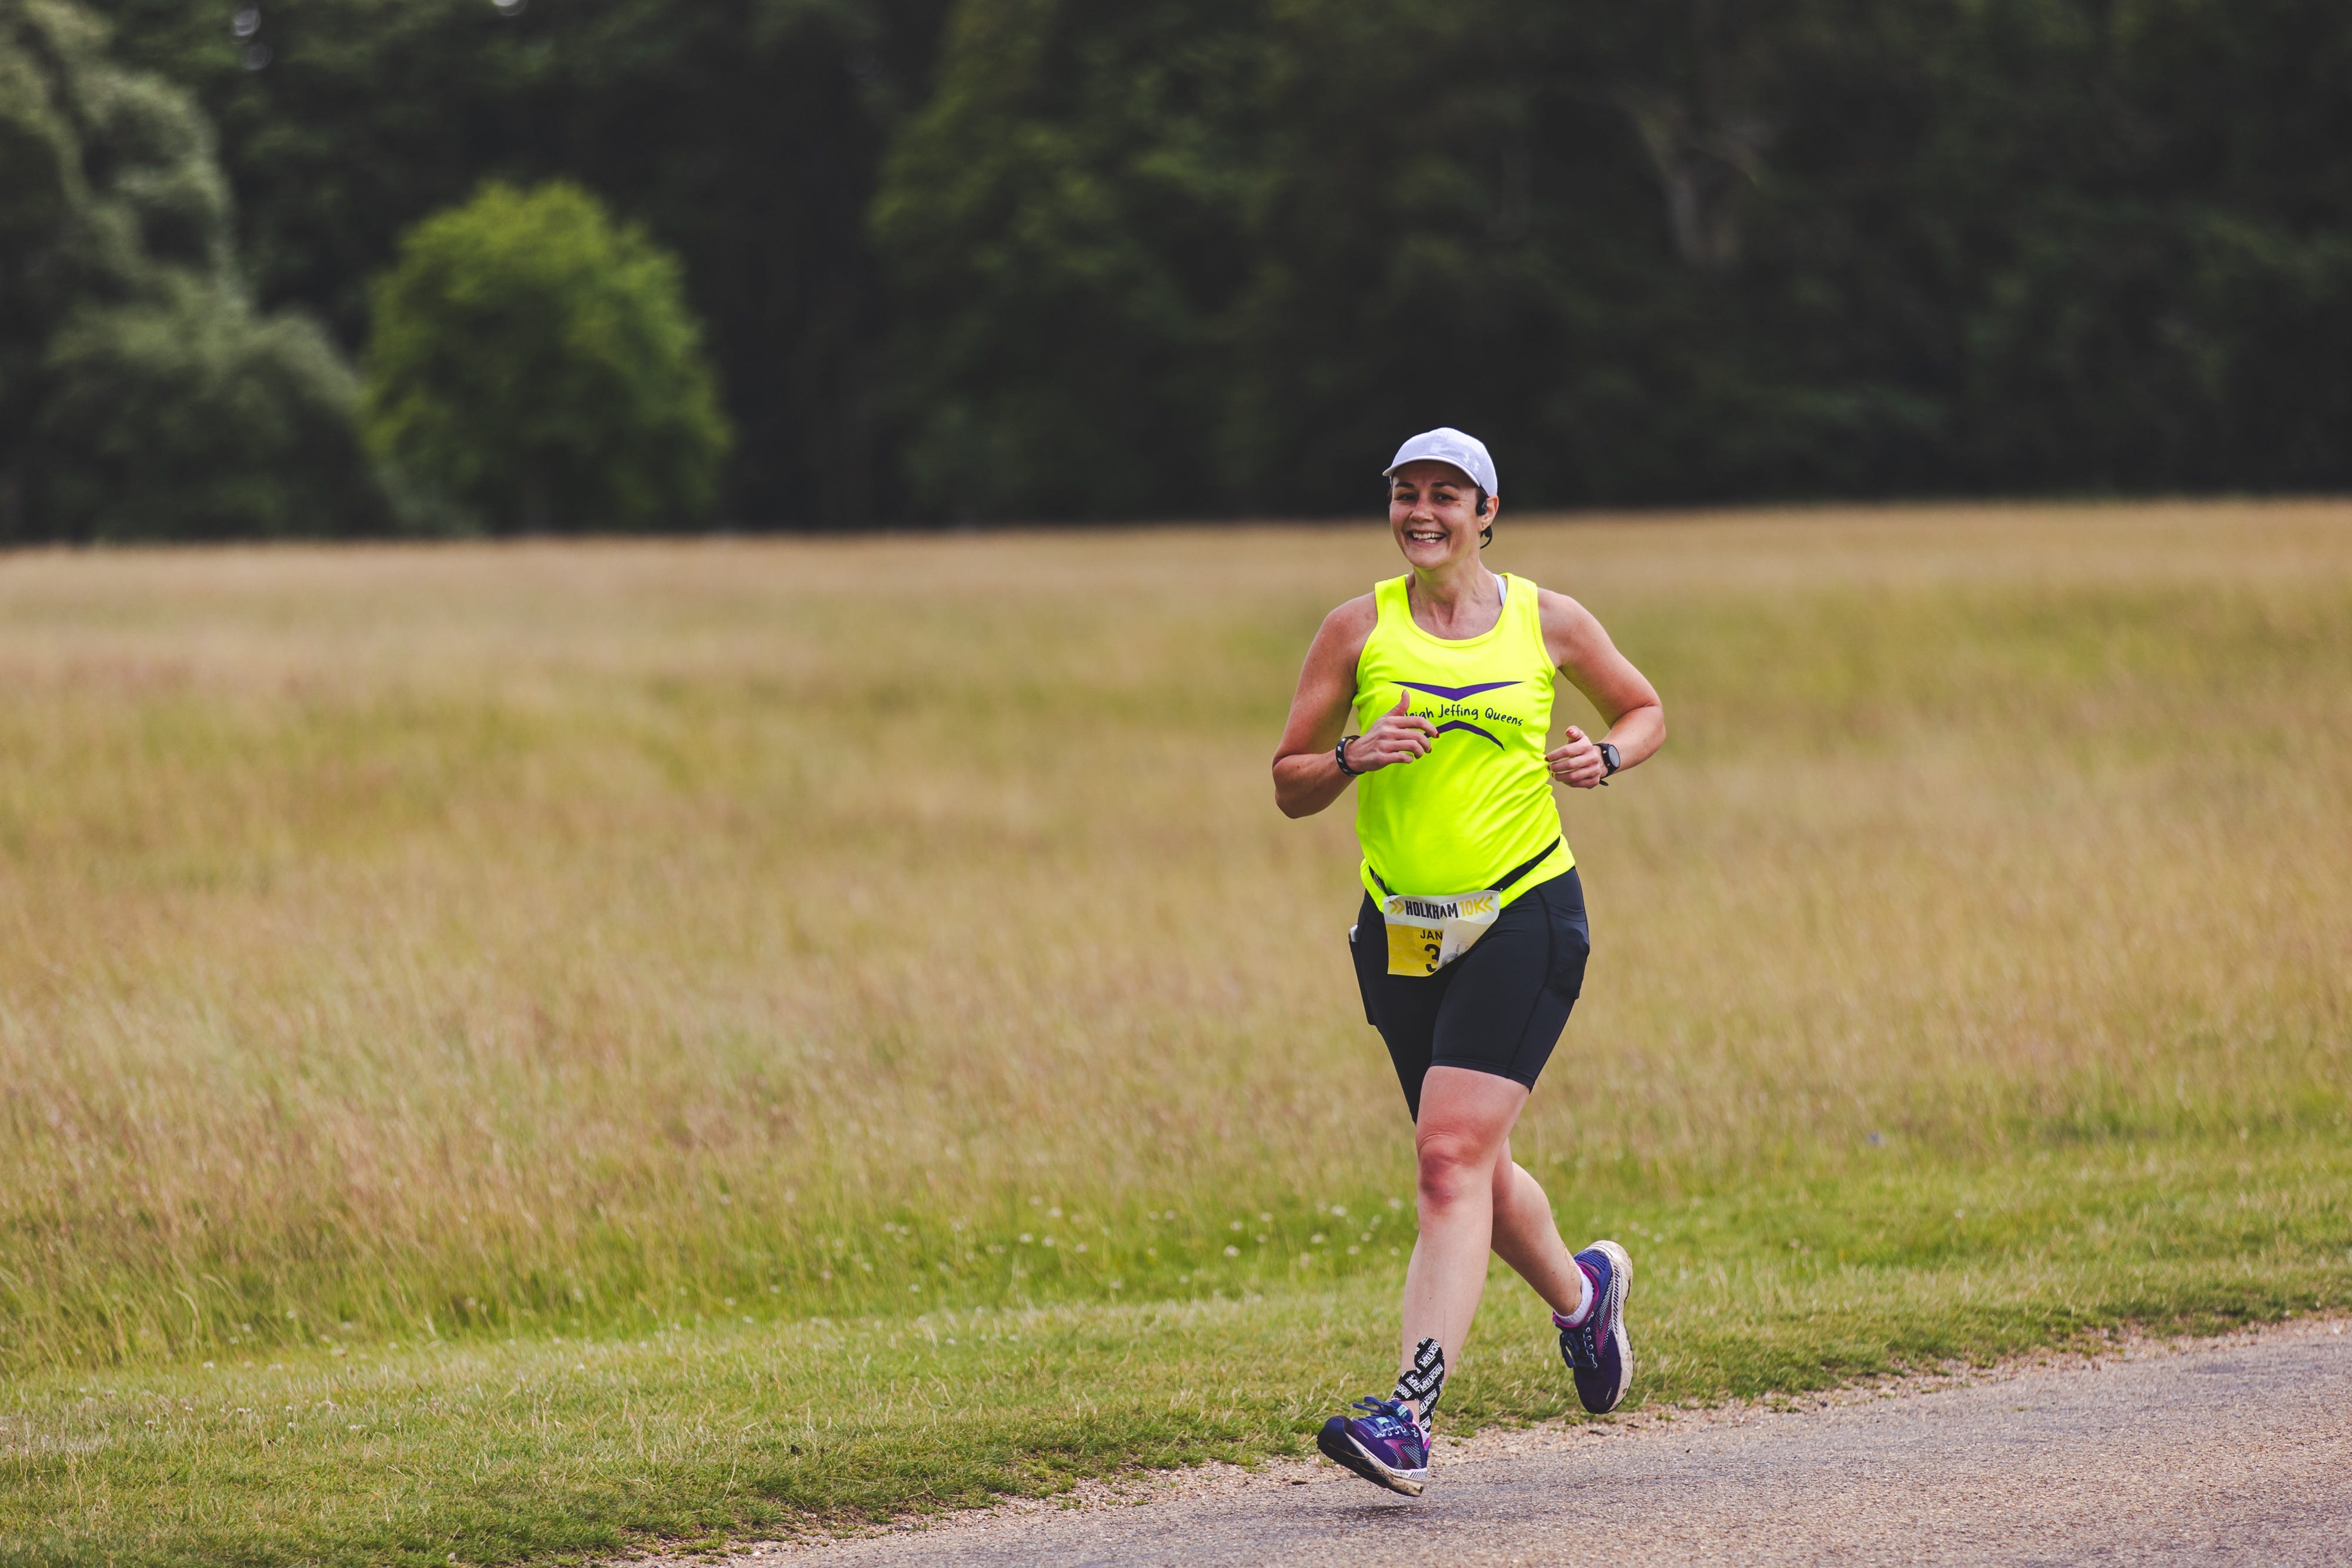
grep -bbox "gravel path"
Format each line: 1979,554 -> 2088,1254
712,1318 -> 2351,1567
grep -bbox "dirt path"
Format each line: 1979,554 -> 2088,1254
681,1318 -> 2352,1567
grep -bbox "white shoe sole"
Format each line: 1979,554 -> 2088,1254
1321,1427 -> 1428,1496
1589,1238 -> 1634,1410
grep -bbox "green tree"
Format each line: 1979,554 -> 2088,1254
873,0 -> 2352,520
96,0 -> 954,525
81,0 -> 2352,521
0,0 -> 383,539
38,284 -> 375,538
871,0 -> 1611,520
364,180 -> 732,531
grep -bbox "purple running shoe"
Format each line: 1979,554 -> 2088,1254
1315,1397 -> 1430,1496
1555,1238 -> 1633,1413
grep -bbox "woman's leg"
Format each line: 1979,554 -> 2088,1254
1488,1141 -> 1585,1317
1396,1065 -> 1527,1400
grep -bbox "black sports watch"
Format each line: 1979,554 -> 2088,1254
1597,741 -> 1622,781
1335,735 -> 1362,777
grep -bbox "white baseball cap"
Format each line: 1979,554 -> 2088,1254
1384,427 -> 1497,495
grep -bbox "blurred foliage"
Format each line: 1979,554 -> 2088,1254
878,0 -> 2352,519
38,280 -> 379,537
0,0 -> 385,539
364,180 -> 731,531
58,0 -> 2352,525
97,0 -> 953,526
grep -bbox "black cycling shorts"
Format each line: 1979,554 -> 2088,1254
1349,868 -> 1590,1121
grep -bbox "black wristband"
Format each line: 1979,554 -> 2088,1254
1335,736 -> 1362,777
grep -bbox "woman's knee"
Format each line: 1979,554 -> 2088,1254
1415,1130 -> 1496,1209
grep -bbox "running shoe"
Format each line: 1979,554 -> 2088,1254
1556,1239 -> 1633,1413
1315,1397 -> 1430,1496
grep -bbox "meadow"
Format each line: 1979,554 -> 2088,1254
2,504 -> 2348,1564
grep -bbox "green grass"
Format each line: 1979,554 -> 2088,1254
1,502 -> 2348,1562
8,1139 -> 2347,1566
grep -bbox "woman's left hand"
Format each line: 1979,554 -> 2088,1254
1546,725 -> 1609,789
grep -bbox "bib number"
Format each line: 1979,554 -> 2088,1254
1381,889 -> 1502,977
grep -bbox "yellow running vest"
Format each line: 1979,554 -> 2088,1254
1353,573 -> 1573,907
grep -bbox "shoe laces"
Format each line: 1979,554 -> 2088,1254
1352,1397 -> 1427,1447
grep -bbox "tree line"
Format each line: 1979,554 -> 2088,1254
11,0 -> 2351,533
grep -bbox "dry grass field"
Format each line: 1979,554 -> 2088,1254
2,503 -> 2348,1564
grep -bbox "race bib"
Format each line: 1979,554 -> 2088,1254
1382,888 -> 1503,977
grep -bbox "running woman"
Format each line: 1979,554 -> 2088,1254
1271,428 -> 1665,1496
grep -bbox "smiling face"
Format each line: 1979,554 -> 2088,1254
1388,460 -> 1494,571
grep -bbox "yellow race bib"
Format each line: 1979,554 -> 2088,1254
1381,889 -> 1502,977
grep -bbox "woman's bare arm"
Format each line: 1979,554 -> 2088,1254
1271,596 -> 1438,817
1537,589 -> 1665,789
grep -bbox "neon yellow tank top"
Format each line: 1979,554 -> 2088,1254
1352,572 -> 1572,906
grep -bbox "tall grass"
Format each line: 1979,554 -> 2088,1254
2,504 -> 2347,1374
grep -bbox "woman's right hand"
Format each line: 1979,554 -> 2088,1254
1345,694 -> 1438,774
